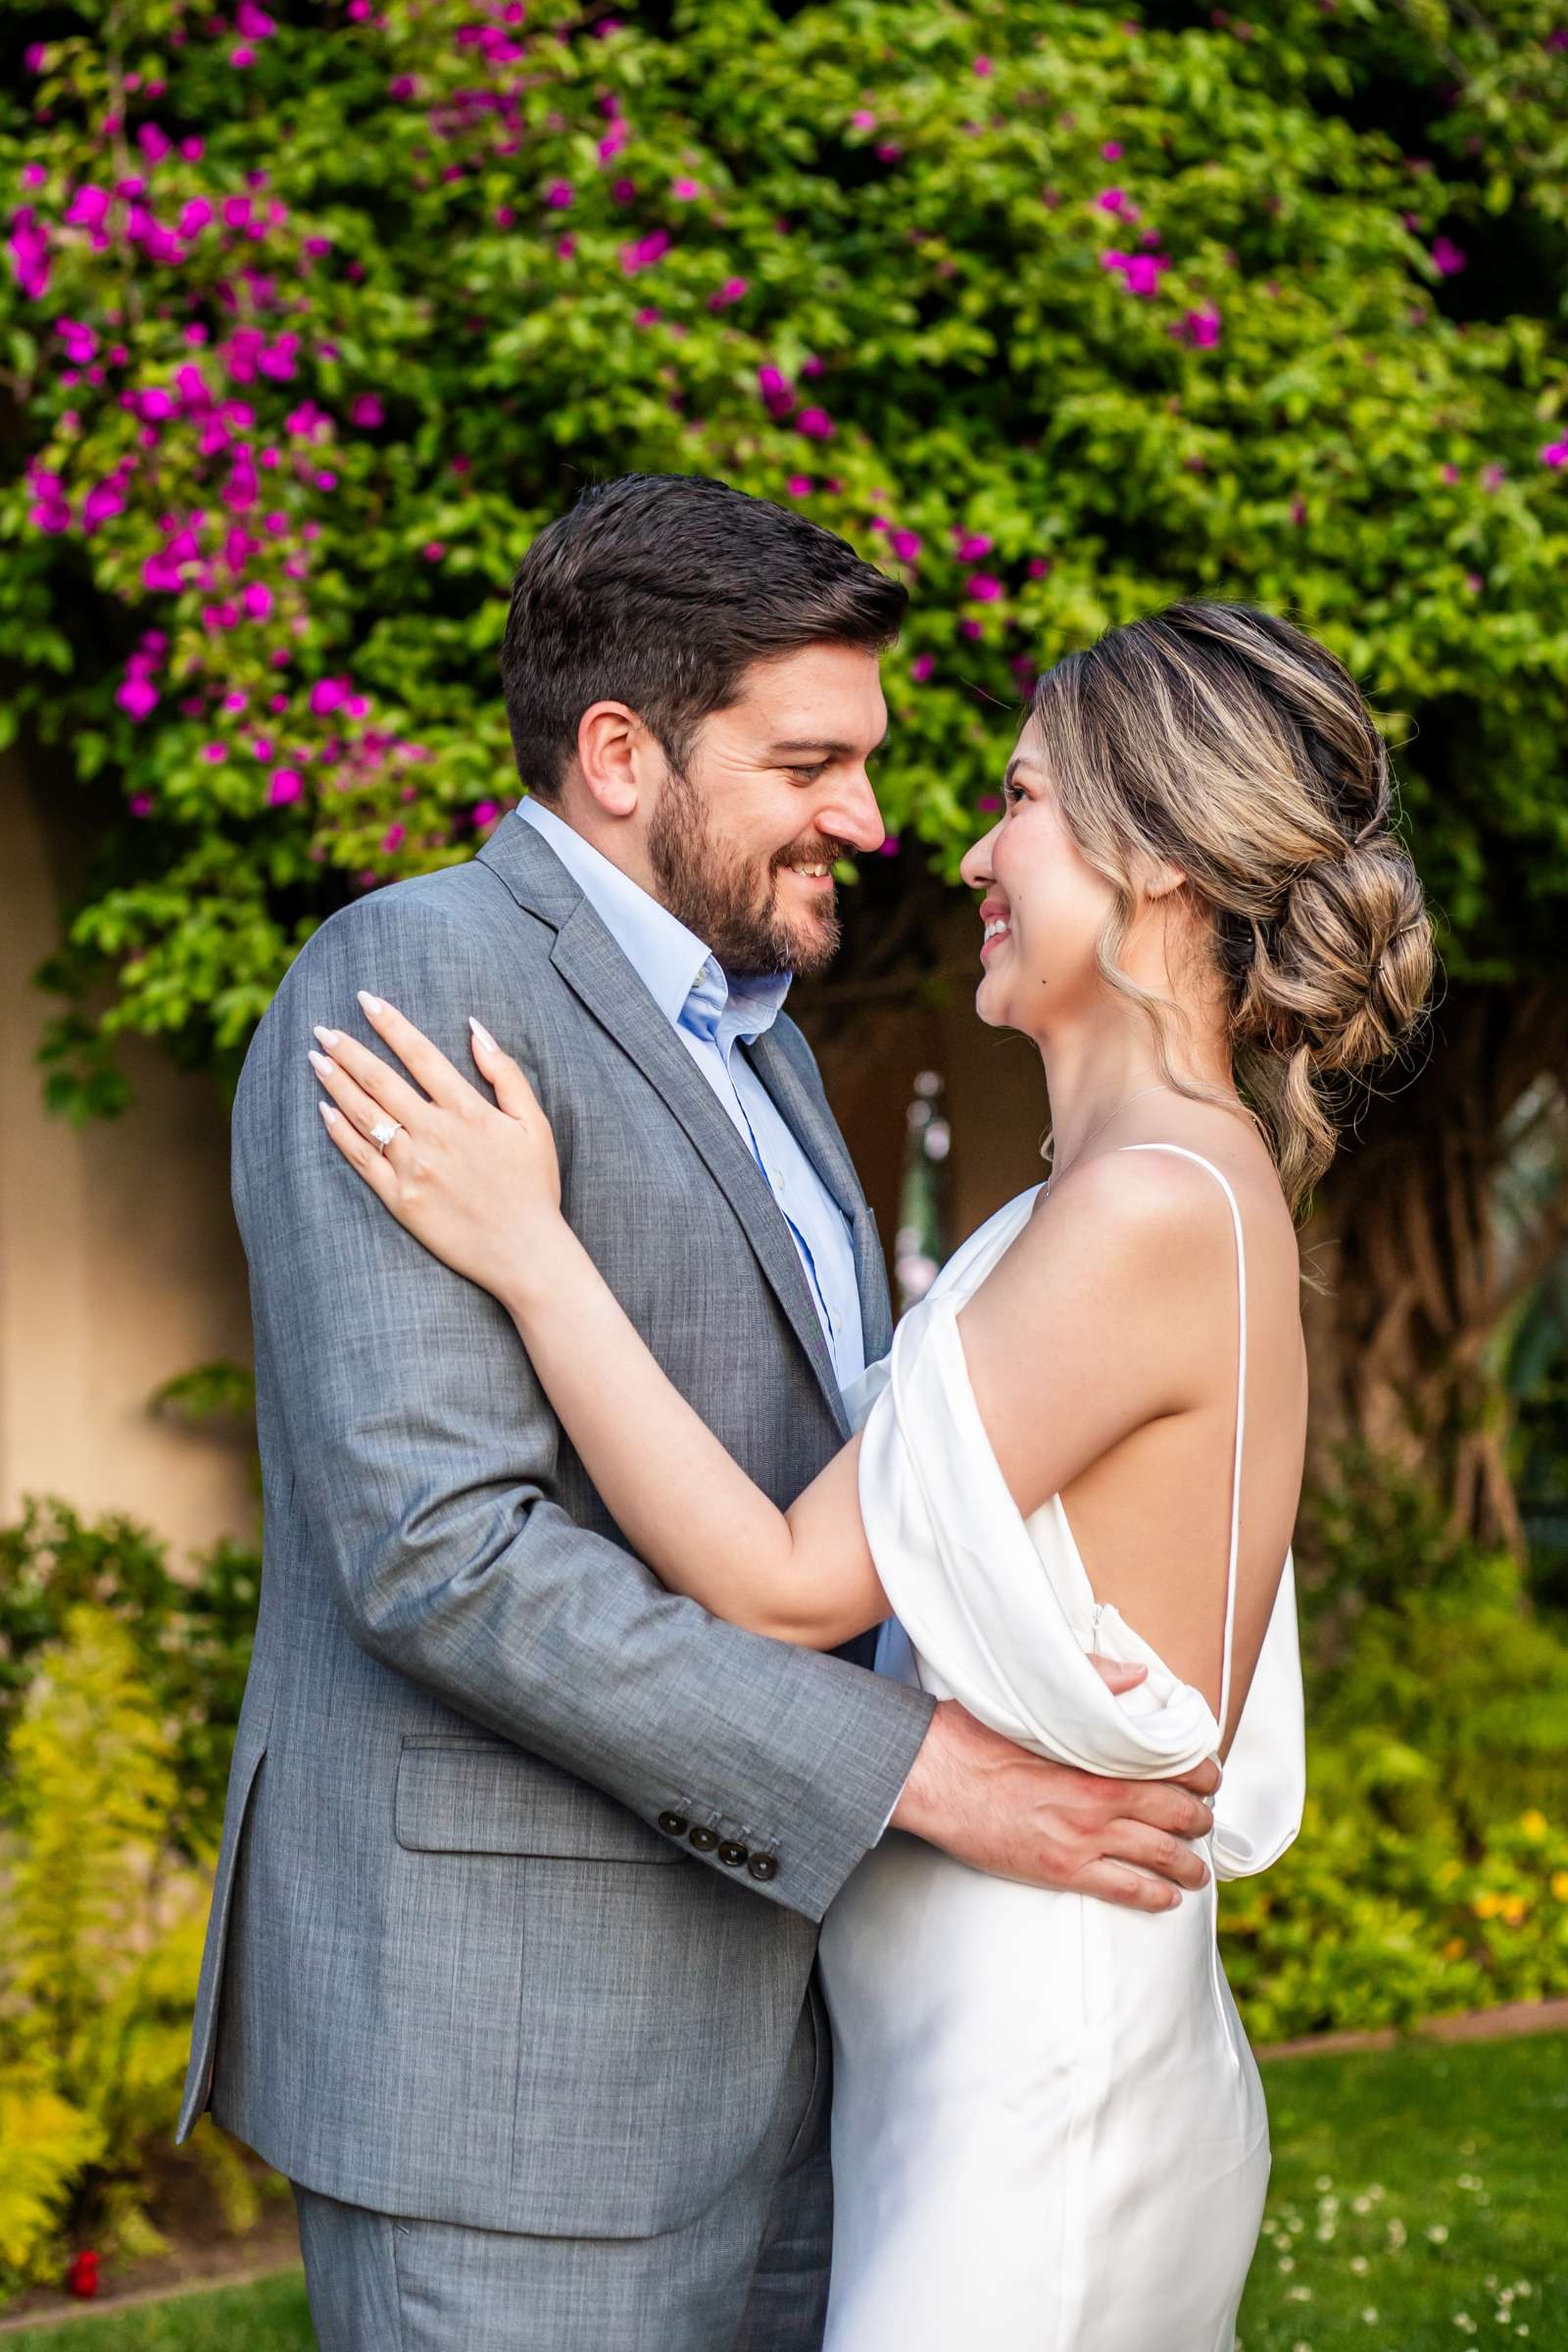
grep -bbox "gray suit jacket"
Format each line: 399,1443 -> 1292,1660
173,811 -> 934,2237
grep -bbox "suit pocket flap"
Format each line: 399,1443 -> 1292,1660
394,1738 -> 682,1863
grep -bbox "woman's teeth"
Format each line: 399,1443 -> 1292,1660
983,916 -> 1010,943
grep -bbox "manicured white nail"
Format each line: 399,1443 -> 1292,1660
357,990 -> 383,1016
313,1024 -> 339,1047
308,1049 -> 331,1076
469,1016 -> 498,1054
318,1100 -> 339,1126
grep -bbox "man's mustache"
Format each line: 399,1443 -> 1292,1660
772,836 -> 854,874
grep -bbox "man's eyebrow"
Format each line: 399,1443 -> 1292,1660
767,732 -> 890,758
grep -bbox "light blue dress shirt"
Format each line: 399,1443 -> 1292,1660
515,797 -> 866,1395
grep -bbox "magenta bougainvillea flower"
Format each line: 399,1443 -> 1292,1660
619,227 -> 670,274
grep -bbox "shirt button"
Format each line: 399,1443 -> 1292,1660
717,1841 -> 749,1868
746,1853 -> 779,1883
658,1812 -> 689,1838
688,1825 -> 720,1852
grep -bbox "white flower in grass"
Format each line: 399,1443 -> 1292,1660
1429,2224 -> 1450,2243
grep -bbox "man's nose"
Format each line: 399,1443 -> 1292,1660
821,770 -> 886,856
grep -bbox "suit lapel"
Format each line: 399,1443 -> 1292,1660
478,817 -> 851,1434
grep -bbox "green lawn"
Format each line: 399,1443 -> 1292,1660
13,2034 -> 1565,2350
9,2268 -> 312,2350
1238,2033 -> 1566,2350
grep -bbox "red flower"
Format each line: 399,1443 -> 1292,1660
68,2249 -> 100,2298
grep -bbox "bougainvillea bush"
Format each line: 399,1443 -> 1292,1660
4,0 -> 1568,1118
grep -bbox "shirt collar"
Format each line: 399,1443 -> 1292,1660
516,795 -> 793,1044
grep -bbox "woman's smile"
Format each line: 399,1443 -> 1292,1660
979,897 -> 1012,960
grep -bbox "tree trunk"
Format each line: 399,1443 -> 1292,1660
1302,980 -> 1568,1550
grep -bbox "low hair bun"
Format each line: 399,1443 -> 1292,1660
1251,833 -> 1433,1084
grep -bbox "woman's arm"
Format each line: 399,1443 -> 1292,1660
310,998 -> 1216,1651
498,1213 -> 886,1646
311,995 -> 884,1645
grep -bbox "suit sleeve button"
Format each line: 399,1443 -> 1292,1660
658,1812 -> 689,1838
688,1824 -> 719,1851
746,1853 -> 778,1882
717,1841 -> 749,1868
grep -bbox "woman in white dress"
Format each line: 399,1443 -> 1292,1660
312,600 -> 1433,2347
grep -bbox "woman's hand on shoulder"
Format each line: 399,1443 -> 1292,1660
956,1148 -> 1238,1523
310,992 -> 564,1302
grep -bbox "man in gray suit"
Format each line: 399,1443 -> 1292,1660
175,473 -> 1217,2349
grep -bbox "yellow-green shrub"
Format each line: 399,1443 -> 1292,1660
0,1605 -> 258,2304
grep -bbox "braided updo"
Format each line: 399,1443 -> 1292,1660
1026,600 -> 1435,1213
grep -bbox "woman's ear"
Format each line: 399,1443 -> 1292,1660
1142,857 -> 1189,904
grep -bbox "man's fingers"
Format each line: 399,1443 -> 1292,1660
1104,1819 -> 1210,1891
1176,1755 -> 1223,1797
1068,1859 -> 1183,1916
1117,1779 -> 1215,1840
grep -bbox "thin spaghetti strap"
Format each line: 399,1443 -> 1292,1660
1115,1143 -> 1247,1737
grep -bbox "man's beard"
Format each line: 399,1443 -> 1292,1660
647,764 -> 850,979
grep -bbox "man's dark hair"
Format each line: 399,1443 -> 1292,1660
498,473 -> 907,799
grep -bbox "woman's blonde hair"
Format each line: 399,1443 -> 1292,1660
1027,600 -> 1435,1215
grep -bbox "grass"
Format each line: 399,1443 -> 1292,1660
1238,2032 -> 1567,2349
11,2034 -> 1564,2349
8,2269 -> 312,2350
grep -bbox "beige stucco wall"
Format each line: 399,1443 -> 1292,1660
0,751 -> 256,1558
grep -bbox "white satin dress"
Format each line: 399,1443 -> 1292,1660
818,1148 -> 1305,2352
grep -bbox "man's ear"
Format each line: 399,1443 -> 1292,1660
575,700 -> 644,819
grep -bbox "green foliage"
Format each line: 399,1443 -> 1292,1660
0,1497 -> 259,1860
3,1 -> 1567,1110
1221,1450 -> 1568,2039
0,1606 -> 260,2306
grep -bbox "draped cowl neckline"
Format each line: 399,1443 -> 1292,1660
843,1181 -> 1305,1884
